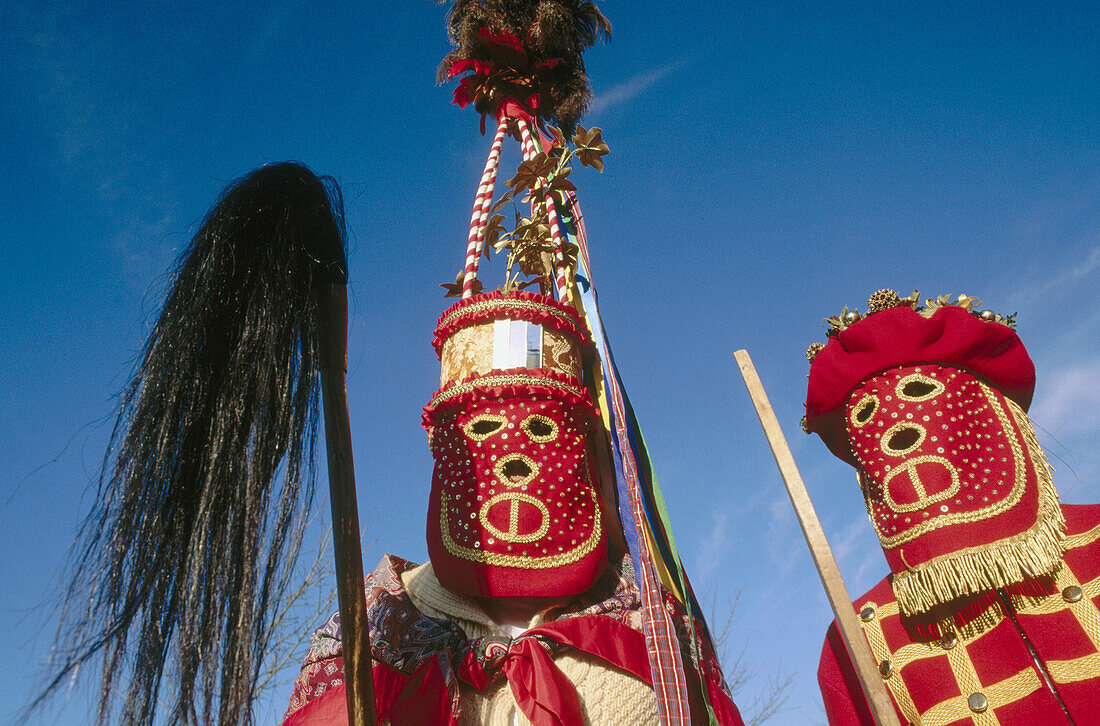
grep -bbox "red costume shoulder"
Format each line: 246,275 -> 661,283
283,555 -> 744,726
818,504 -> 1100,725
817,579 -> 895,726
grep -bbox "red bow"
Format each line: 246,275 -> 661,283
460,615 -> 651,726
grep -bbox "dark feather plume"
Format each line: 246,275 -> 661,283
438,0 -> 611,133
37,162 -> 346,725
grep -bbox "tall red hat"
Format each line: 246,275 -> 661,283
421,17 -> 615,597
804,290 -> 1062,616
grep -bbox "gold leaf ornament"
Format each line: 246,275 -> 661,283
441,270 -> 482,298
572,125 -> 609,172
955,294 -> 981,311
483,214 -> 506,254
490,190 -> 515,215
548,166 -> 576,193
924,293 -> 980,315
506,153 -> 556,193
825,306 -> 860,332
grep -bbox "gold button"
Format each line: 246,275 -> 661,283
1063,585 -> 1084,603
860,606 -> 875,622
879,659 -> 892,678
939,632 -> 958,650
967,692 -> 988,713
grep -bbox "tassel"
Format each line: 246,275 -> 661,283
437,0 -> 611,133
37,162 -> 346,726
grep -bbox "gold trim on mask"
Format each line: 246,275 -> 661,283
849,393 -> 880,430
479,492 -> 551,543
879,421 -> 928,458
428,373 -> 587,411
439,484 -> 603,569
462,414 -> 509,441
881,455 -> 961,513
520,414 -> 559,443
885,395 -> 1066,616
868,382 -> 1030,549
895,373 -> 946,402
492,453 -> 540,489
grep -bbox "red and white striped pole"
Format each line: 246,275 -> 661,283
461,119 -> 508,299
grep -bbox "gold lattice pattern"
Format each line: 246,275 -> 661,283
856,523 -> 1100,725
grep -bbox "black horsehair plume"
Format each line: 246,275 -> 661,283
438,0 -> 611,133
36,163 -> 346,725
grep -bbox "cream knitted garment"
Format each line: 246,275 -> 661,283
401,563 -> 660,726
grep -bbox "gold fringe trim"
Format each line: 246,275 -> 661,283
950,604 -> 1007,641
891,398 -> 1066,617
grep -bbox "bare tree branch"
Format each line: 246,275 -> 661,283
705,588 -> 794,725
255,530 -> 337,697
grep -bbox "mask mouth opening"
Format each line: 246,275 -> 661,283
501,457 -> 534,483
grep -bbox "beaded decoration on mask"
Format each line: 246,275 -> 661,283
846,363 -> 1062,615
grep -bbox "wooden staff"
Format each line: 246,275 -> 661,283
734,350 -> 900,726
318,283 -> 377,726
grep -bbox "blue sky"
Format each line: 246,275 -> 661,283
3,1 -> 1099,723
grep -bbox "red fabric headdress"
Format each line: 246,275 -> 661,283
805,303 -> 1035,464
804,292 -> 1063,616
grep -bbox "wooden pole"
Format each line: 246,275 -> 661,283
734,350 -> 901,726
318,283 -> 377,726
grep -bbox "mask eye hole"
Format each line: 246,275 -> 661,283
463,415 -> 507,441
522,414 -> 558,442
471,420 -> 502,435
849,394 -> 879,428
896,374 -> 945,401
881,423 -> 926,456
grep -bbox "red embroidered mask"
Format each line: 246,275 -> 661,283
845,364 -> 1061,614
424,291 -> 608,598
424,375 -> 606,597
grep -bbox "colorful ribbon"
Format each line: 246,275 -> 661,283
561,194 -> 722,726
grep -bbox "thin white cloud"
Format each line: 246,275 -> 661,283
696,506 -> 730,582
767,490 -> 794,528
23,10 -> 133,173
828,519 -> 868,567
1006,242 -> 1100,311
763,492 -> 806,581
589,61 -> 686,115
19,6 -> 180,275
1031,362 -> 1100,438
824,513 -> 886,593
